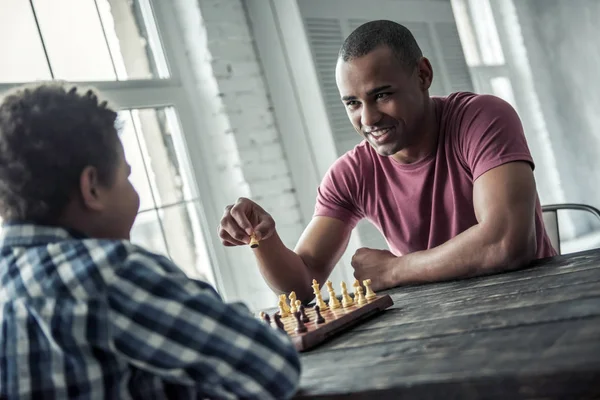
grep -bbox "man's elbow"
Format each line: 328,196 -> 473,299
496,231 -> 537,271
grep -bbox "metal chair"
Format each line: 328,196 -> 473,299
542,203 -> 600,255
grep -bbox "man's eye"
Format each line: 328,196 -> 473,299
346,101 -> 359,108
375,93 -> 390,100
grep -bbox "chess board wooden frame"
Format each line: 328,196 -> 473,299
277,294 -> 393,352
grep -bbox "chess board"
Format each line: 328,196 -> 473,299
272,294 -> 393,352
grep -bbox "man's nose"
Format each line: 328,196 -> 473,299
361,104 -> 382,127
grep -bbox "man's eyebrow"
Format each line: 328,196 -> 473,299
341,85 -> 393,102
366,85 -> 392,96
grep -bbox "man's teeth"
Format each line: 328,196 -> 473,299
371,128 -> 390,137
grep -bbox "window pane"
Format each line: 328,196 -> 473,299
32,0 -> 116,81
450,0 -> 481,67
0,0 -> 52,82
132,108 -> 197,208
160,202 -> 214,282
130,209 -> 168,256
28,0 -> 168,82
467,0 -> 505,65
118,110 -> 156,213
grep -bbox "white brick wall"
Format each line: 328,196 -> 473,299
172,0 -> 305,310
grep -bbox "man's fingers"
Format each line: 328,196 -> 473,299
218,226 -> 247,246
253,218 -> 275,240
230,203 -> 254,236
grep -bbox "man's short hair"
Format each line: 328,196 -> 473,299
0,83 -> 120,224
339,20 -> 423,69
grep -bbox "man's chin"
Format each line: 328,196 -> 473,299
368,141 -> 401,157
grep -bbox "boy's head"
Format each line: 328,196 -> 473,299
0,83 -> 139,239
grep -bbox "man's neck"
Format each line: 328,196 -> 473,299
391,98 -> 438,164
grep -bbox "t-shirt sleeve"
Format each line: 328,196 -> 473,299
313,154 -> 364,228
458,94 -> 534,181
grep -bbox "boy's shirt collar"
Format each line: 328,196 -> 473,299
0,222 -> 89,248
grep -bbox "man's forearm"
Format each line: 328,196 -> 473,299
391,222 -> 536,286
253,232 -> 314,301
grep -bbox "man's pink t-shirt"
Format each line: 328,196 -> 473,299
314,92 -> 556,259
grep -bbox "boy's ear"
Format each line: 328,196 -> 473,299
79,166 -> 105,211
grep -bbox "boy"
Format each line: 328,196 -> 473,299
0,83 -> 300,399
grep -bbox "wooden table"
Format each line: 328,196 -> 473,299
294,249 -> 600,399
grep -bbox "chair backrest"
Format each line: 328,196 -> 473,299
541,203 -> 600,255
542,209 -> 560,254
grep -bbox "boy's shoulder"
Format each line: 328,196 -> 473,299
0,224 -> 183,299
67,238 -> 183,285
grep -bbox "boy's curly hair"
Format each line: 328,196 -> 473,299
0,83 -> 120,224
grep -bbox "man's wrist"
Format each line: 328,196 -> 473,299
386,254 -> 405,287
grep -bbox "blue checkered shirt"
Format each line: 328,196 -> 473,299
0,224 -> 300,399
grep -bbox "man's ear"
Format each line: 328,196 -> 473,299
417,57 -> 433,91
79,166 -> 105,211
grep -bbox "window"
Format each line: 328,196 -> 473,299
451,0 -> 517,111
0,0 -> 215,283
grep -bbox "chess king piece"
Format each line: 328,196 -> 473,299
279,294 -> 291,314
278,299 -> 290,318
363,279 -> 377,300
294,311 -> 308,333
289,291 -> 298,313
356,286 -> 367,305
340,281 -> 354,308
312,279 -> 329,311
325,280 -> 341,309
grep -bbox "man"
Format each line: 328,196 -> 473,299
0,83 -> 300,399
218,20 -> 556,302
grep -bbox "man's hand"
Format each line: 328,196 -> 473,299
218,197 -> 276,246
351,248 -> 398,291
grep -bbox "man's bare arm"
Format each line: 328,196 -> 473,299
254,217 -> 351,302
355,162 -> 538,289
219,198 -> 352,302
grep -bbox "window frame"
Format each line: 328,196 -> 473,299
0,0 -> 230,295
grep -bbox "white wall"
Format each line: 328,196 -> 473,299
170,0 -> 304,310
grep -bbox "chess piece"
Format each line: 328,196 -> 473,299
259,311 -> 272,325
289,291 -> 298,313
249,233 -> 259,248
325,280 -> 342,309
273,313 -> 285,331
312,279 -> 328,311
278,299 -> 289,318
341,281 -> 354,308
356,286 -> 367,305
299,303 -> 310,323
314,305 -> 325,324
363,279 -> 376,300
279,294 -> 290,314
353,279 -> 361,299
294,311 -> 308,333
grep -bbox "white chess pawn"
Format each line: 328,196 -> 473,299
356,286 -> 367,305
341,281 -> 353,308
325,280 -> 341,309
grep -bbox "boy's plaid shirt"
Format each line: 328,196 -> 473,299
0,224 -> 300,399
